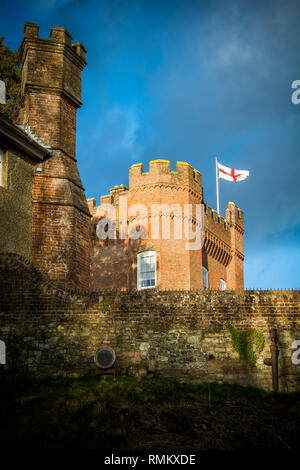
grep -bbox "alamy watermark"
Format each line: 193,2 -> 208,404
291,340 -> 300,365
0,80 -> 6,105
291,80 -> 300,104
95,197 -> 205,250
0,340 -> 5,364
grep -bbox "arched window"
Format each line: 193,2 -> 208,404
220,278 -> 226,291
137,251 -> 157,290
202,266 -> 209,290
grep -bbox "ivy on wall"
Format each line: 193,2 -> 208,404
100,300 -> 110,313
227,324 -> 265,367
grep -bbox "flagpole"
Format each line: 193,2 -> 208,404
215,156 -> 220,214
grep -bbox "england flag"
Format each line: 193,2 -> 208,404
218,162 -> 249,182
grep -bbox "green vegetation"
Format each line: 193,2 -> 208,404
100,300 -> 110,313
227,324 -> 265,367
0,376 -> 299,450
0,37 -> 21,120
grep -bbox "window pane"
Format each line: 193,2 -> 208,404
141,254 -> 155,272
203,267 -> 209,290
138,251 -> 156,289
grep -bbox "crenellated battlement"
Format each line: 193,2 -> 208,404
204,204 -> 229,231
204,201 -> 244,232
90,159 -> 245,290
226,201 -> 244,232
129,160 -> 202,192
101,184 -> 129,206
21,22 -> 87,63
88,185 -> 129,215
18,22 -> 87,114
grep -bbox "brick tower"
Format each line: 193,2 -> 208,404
89,159 -> 245,291
18,22 -> 90,289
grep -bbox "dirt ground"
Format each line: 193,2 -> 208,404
0,376 -> 299,450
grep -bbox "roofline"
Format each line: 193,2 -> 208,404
0,115 -> 49,160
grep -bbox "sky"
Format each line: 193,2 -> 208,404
1,0 -> 299,288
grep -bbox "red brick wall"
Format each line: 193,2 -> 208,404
90,160 -> 244,291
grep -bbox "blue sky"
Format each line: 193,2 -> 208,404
1,0 -> 299,288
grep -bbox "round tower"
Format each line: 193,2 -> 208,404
90,160 -> 206,290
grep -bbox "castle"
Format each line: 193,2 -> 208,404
0,22 -> 244,293
0,24 -> 299,392
88,161 -> 244,291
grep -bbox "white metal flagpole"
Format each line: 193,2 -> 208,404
215,156 -> 220,214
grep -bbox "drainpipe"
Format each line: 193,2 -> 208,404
263,328 -> 279,392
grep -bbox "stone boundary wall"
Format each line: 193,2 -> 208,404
0,253 -> 299,392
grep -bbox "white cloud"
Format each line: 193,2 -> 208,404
211,40 -> 255,67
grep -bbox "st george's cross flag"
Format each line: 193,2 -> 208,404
218,162 -> 249,182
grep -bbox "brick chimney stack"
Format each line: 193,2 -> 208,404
18,22 -> 90,289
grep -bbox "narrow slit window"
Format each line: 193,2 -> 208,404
220,278 -> 226,291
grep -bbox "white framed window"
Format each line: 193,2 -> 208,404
220,278 -> 226,291
137,251 -> 157,290
0,148 -> 3,187
203,266 -> 209,290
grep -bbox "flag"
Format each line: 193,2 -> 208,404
218,162 -> 249,182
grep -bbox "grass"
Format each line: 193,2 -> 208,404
0,375 -> 299,450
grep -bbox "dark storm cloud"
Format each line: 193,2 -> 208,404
128,1 -> 300,232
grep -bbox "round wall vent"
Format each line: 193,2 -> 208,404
94,346 -> 116,369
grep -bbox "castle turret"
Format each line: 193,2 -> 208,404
226,202 -> 245,289
128,160 -> 202,193
90,160 -> 245,291
18,22 -> 90,289
90,160 -> 205,290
